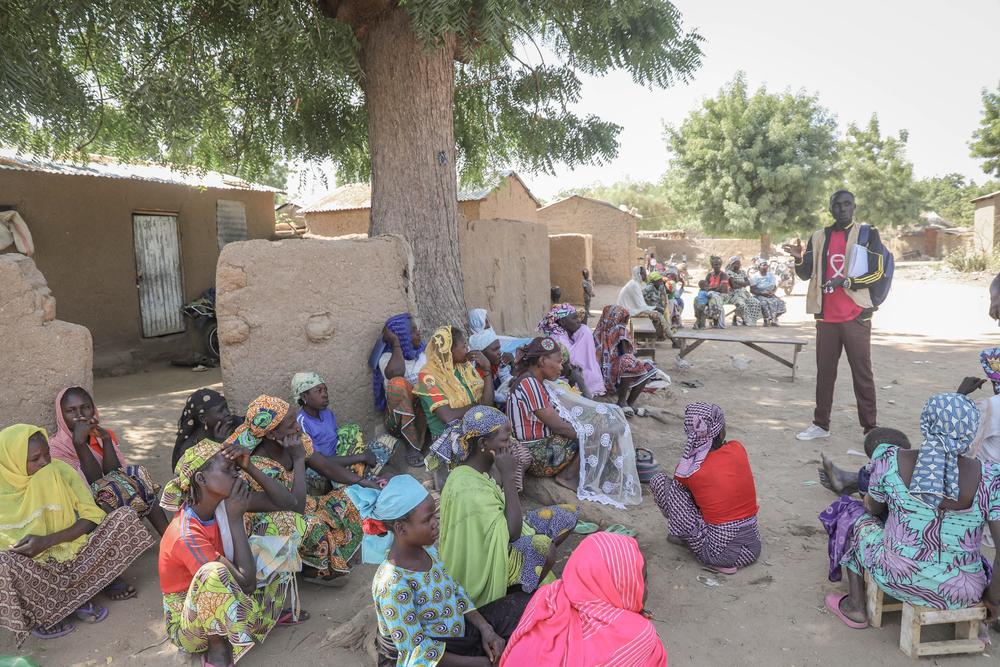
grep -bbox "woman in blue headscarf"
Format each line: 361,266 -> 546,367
829,393 -> 1000,629
369,314 -> 427,467
347,475 -> 530,667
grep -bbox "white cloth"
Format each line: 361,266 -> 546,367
378,351 -> 426,388
617,266 -> 653,315
972,394 -> 1000,465
0,211 -> 33,256
544,380 -> 642,509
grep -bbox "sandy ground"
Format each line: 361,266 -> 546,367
4,264 -> 999,666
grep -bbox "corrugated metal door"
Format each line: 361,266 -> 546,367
133,214 -> 185,337
216,199 -> 248,249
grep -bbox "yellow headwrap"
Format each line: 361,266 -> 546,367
160,438 -> 226,513
414,325 -> 484,411
0,424 -> 105,562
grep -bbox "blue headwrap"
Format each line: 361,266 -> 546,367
345,474 -> 430,564
369,314 -> 426,412
909,393 -> 981,505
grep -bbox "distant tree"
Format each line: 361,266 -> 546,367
835,115 -> 919,229
970,83 -> 1000,178
914,174 -> 1000,225
664,73 -> 838,254
558,179 -> 680,231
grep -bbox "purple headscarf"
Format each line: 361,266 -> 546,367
369,313 -> 426,412
674,402 -> 726,479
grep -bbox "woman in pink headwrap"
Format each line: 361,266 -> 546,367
500,532 -> 666,667
538,303 -> 605,397
648,402 -> 761,574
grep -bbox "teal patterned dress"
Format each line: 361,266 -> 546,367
842,443 -> 1000,609
373,546 -> 474,666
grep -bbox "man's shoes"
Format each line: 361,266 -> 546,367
796,424 -> 831,441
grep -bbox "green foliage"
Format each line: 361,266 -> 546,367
945,248 -> 1000,273
914,174 -> 1000,225
970,83 -> 1000,178
557,178 -> 680,231
833,115 -> 919,229
0,0 -> 703,184
664,73 -> 837,240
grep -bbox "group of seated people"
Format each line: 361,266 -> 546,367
816,348 -> 1000,630
693,255 -> 788,329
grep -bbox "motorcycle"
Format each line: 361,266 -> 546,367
773,258 -> 795,296
182,288 -> 220,362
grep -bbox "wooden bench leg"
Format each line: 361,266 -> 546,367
792,344 -> 801,382
899,603 -> 920,658
866,572 -> 883,628
677,338 -> 704,359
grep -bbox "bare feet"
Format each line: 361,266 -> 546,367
820,454 -> 860,495
554,471 -> 577,491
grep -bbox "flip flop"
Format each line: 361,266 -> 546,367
622,406 -> 635,418
277,609 -> 310,626
604,524 -> 638,538
572,521 -> 599,535
634,407 -> 649,418
824,593 -> 868,629
304,574 -> 348,588
706,565 -> 738,575
73,602 -> 109,623
404,446 -> 424,468
201,656 -> 235,667
104,579 -> 137,601
31,620 -> 76,639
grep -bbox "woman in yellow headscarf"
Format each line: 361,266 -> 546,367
0,424 -> 155,642
413,325 -> 495,440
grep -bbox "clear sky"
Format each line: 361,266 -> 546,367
524,0 -> 1000,200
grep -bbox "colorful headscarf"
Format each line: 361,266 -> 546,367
175,388 -> 227,451
345,474 -> 429,564
48,386 -> 128,484
369,313 -> 426,412
468,308 -> 489,335
981,347 -> 1000,395
647,271 -> 662,283
413,326 -> 484,410
500,532 -> 665,667
674,402 -> 726,479
223,395 -> 290,452
469,327 -> 499,352
909,392 -> 981,505
460,406 -> 509,454
291,372 -> 324,404
160,438 -> 226,512
538,303 -> 578,337
592,305 -> 634,389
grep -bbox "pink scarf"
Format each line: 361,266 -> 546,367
673,402 -> 725,479
501,533 -> 667,667
49,387 -> 127,484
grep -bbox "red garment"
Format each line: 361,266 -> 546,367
506,376 -> 551,441
676,441 -> 757,525
158,506 -> 223,593
821,229 -> 863,323
707,272 -> 729,290
500,532 -> 667,667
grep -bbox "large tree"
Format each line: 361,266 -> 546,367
664,73 -> 838,254
835,115 -> 919,230
970,83 -> 1000,178
1,1 -> 702,327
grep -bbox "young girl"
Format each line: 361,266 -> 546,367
173,388 -> 237,470
49,387 -> 169,558
346,475 -> 529,667
158,438 -> 303,665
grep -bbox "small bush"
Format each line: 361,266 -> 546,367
945,249 -> 1000,272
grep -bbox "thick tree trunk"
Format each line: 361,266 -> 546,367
759,232 -> 770,258
361,9 -> 466,332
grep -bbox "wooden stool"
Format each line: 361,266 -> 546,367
865,570 -> 902,628
899,601 -> 986,658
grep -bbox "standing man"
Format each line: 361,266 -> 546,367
783,190 -> 886,440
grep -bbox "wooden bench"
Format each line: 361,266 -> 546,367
673,330 -> 808,380
899,602 -> 986,658
630,315 -> 657,361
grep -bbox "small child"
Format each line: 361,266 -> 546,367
693,280 -> 710,329
581,269 -> 594,325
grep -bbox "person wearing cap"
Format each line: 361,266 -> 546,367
347,475 -> 530,667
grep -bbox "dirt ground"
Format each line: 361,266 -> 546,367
4,263 -> 999,666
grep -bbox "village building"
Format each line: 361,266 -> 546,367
537,195 -> 638,285
0,150 -> 277,371
973,190 -> 1000,254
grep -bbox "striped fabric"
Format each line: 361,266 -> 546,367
506,376 -> 551,442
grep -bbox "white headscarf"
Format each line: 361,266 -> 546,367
616,266 -> 652,315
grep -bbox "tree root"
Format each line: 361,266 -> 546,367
322,605 -> 378,664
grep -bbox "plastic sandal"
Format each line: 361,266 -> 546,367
824,593 -> 868,629
31,620 -> 75,639
572,521 -> 599,535
277,609 -> 310,626
73,602 -> 109,623
604,524 -> 638,538
104,579 -> 137,601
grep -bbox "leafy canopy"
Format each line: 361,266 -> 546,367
664,73 -> 837,239
970,83 -> 1000,178
834,115 -> 919,229
915,173 -> 1000,225
0,0 -> 702,183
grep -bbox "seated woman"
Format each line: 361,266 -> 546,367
500,532 -> 667,667
292,371 -> 394,494
0,424 -> 155,642
346,475 -> 530,667
439,408 -> 579,608
226,395 -> 374,586
468,328 -> 515,407
649,402 -> 761,574
469,307 -> 531,355
50,387 -> 169,546
699,256 -> 729,329
370,313 -> 428,467
414,325 -> 496,442
749,260 -> 787,326
173,388 -> 239,471
506,337 -> 581,491
663,265 -> 685,330
539,303 -> 605,397
830,393 -> 1000,628
723,257 -> 762,327
159,439 -> 302,666
592,305 -> 661,416
617,266 -> 668,341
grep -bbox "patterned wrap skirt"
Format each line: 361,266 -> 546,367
650,473 -> 761,569
520,435 -> 580,477
163,561 -> 289,662
509,505 -> 579,593
0,507 -> 156,644
91,464 -> 160,517
384,377 -> 427,452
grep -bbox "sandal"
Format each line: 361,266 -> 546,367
31,619 -> 76,639
633,407 -> 649,418
621,406 -> 635,418
824,593 -> 868,629
572,521 -> 599,535
404,447 -> 424,468
277,609 -> 310,626
604,524 -> 638,538
304,573 -> 348,588
73,602 -> 109,623
706,565 -> 738,575
201,656 -> 235,667
105,579 -> 137,601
